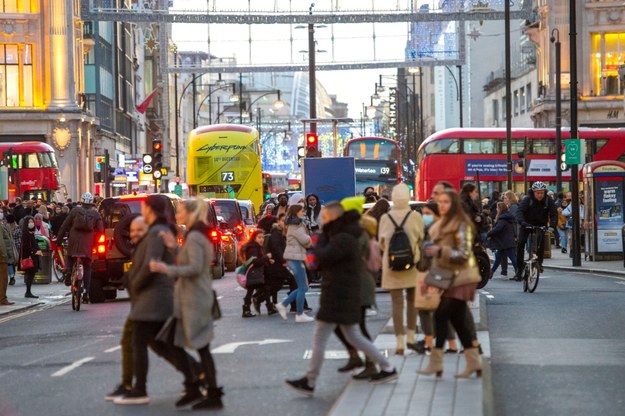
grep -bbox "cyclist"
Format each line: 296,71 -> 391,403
57,192 -> 104,304
513,181 -> 557,281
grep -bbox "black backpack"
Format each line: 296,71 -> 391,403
386,212 -> 415,271
73,208 -> 95,232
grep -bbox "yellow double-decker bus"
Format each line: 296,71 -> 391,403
187,124 -> 263,209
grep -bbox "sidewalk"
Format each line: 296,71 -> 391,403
1,276 -> 70,317
543,246 -> 625,277
329,297 -> 488,416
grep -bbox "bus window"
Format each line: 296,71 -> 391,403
530,139 -> 555,154
588,139 -> 608,156
23,153 -> 40,168
424,138 -> 459,155
501,139 -> 525,154
463,139 -> 498,154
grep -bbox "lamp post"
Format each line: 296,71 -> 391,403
308,3 -> 317,135
505,0 -> 513,190
216,90 -> 283,126
551,29 -> 563,194
569,0 -> 581,267
443,65 -> 463,127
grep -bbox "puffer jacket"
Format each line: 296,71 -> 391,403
486,212 -> 517,250
283,216 -> 311,261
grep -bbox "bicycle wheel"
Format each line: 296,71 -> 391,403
523,265 -> 529,293
52,253 -> 65,283
527,261 -> 540,293
74,280 -> 82,311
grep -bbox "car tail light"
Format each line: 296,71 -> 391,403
209,229 -> 220,243
178,237 -> 184,246
221,234 -> 231,243
94,233 -> 106,255
235,223 -> 244,235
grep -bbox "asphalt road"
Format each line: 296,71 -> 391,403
0,273 -> 393,416
485,270 -> 625,416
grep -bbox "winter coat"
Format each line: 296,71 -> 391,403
56,205 -> 104,260
358,232 -> 377,307
378,184 -> 424,290
265,223 -> 291,286
315,211 -> 364,325
516,191 -> 558,228
19,230 -> 39,271
304,194 -> 323,232
461,194 -> 489,233
283,217 -> 311,261
0,223 -> 16,264
428,220 -> 476,302
50,213 -> 68,237
486,212 -> 517,250
165,225 -> 215,350
127,223 -> 176,322
256,215 -> 276,234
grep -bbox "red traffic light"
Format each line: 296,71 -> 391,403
152,140 -> 163,152
306,133 -> 318,146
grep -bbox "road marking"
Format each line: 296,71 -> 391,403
51,357 -> 94,377
486,295 -> 495,299
211,339 -> 292,354
0,298 -> 71,324
104,346 -> 121,353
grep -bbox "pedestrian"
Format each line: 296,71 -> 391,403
105,216 -> 204,404
487,202 -> 518,278
113,195 -> 198,406
378,183 -> 424,355
285,202 -> 398,396
557,195 -> 571,254
19,215 -> 41,299
418,188 -> 482,379
240,230 -> 275,318
271,193 -> 289,217
364,198 -> 390,223
33,213 -> 50,238
1,212 -> 17,287
275,204 -> 314,322
265,213 -> 290,307
0,216 -> 14,305
304,193 -> 323,233
460,183 -> 488,242
149,198 -> 224,410
256,205 -> 276,234
50,205 -> 69,238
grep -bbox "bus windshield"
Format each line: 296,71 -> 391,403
346,140 -> 398,160
18,152 -> 58,168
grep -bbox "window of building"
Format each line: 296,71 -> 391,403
591,32 -> 625,96
519,87 -> 525,113
502,96 -> 506,120
526,83 -> 532,110
513,90 -> 519,116
0,44 -> 33,107
492,99 -> 499,125
1,0 -> 31,12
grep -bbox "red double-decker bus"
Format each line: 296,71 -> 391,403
344,136 -> 401,197
415,128 -> 625,200
0,142 -> 61,202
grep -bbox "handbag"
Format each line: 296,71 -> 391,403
155,317 -> 177,345
20,257 -> 34,270
235,257 -> 255,289
245,264 -> 265,288
424,266 -> 457,290
415,272 -> 442,310
211,289 -> 222,320
452,255 -> 482,287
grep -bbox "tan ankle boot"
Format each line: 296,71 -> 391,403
395,334 -> 405,355
454,348 -> 482,378
417,348 -> 443,378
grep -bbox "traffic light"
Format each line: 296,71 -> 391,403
108,166 -> 115,182
297,146 -> 305,167
142,153 -> 153,174
517,151 -> 525,169
305,133 -> 320,158
152,140 -> 163,171
1,148 -> 13,169
560,145 -> 567,171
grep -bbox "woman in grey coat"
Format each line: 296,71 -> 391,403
150,198 -> 223,410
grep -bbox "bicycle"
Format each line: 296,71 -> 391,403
522,226 -> 547,293
70,257 -> 84,311
51,238 -> 67,283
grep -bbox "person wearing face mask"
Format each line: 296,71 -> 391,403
19,216 -> 42,298
304,194 -> 323,233
271,193 -> 289,217
33,213 -> 50,238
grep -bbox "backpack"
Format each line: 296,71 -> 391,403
366,239 -> 382,273
386,212 -> 415,271
73,208 -> 95,232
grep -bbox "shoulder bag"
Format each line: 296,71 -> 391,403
424,266 -> 457,290
20,257 -> 34,270
245,264 -> 265,288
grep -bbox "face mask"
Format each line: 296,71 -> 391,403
422,214 -> 434,227
279,200 -> 287,206
28,223 -> 35,230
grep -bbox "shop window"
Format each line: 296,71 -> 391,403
591,32 -> 625,97
0,44 -> 33,107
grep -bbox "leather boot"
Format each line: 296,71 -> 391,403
352,358 -> 378,380
266,302 -> 278,316
417,348 -> 443,378
395,334 -> 405,356
454,348 -> 482,378
192,387 -> 224,410
241,305 -> 255,318
338,350 -> 364,372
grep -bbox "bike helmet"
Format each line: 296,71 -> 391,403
531,181 -> 547,192
81,192 -> 94,204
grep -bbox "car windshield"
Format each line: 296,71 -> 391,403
100,200 -> 142,228
213,201 -> 240,228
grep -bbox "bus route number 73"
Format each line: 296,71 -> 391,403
221,171 -> 235,182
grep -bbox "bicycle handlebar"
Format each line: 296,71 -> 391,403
524,225 -> 548,231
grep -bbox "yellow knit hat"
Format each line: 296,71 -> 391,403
340,195 -> 365,214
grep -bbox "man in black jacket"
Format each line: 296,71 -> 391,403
513,181 -> 558,280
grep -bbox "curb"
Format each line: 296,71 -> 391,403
0,301 -> 44,318
543,265 -> 625,278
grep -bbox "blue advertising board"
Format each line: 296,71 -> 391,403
302,157 -> 356,204
594,179 -> 624,253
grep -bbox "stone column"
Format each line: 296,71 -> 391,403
48,0 -> 76,109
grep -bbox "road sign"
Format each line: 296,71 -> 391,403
142,164 -> 153,174
564,139 -> 581,164
153,169 -> 162,179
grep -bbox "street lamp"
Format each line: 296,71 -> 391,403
195,83 -> 237,125
551,29 -> 563,194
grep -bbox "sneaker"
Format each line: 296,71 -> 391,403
295,313 -> 314,323
105,385 -> 131,401
82,295 -> 90,304
369,369 -> 398,385
365,307 -> 378,317
113,389 -> 150,405
275,303 -> 288,320
562,248 -> 567,254
285,377 -> 314,396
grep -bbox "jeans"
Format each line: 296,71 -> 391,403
281,260 -> 308,314
306,320 -> 391,386
558,228 -> 568,250
492,248 -> 517,275
66,256 -> 92,296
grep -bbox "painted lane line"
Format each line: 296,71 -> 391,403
51,357 -> 94,377
104,346 -> 121,353
486,295 -> 495,299
211,339 -> 292,354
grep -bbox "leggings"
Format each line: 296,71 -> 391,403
434,298 -> 474,349
197,344 -> 217,389
306,320 -> 391,386
334,306 -> 372,353
418,310 -> 457,340
390,288 -> 417,336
